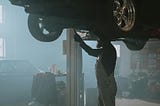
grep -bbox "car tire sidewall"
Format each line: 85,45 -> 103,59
28,14 -> 62,42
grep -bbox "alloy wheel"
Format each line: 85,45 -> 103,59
113,0 -> 135,32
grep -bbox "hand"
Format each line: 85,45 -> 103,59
74,33 -> 83,43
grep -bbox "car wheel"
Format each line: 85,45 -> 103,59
28,14 -> 63,42
122,37 -> 148,50
113,0 -> 136,33
111,0 -> 146,36
111,0 -> 149,50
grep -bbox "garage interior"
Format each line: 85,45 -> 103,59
0,0 -> 160,106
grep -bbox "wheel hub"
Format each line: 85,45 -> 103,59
113,0 -> 135,32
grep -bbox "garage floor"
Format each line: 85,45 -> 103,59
3,98 -> 160,106
116,98 -> 160,106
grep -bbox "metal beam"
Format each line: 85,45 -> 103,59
64,29 -> 83,106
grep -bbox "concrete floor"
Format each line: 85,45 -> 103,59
116,98 -> 160,106
2,98 -> 160,106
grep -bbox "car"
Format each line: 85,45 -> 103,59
0,60 -> 39,105
9,0 -> 160,50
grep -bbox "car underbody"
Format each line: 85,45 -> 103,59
9,0 -> 160,50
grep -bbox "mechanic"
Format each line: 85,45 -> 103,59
74,33 -> 117,106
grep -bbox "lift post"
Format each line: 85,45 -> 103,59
63,29 -> 84,106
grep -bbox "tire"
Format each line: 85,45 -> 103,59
28,14 -> 63,42
123,37 -> 148,50
111,0 -> 149,50
111,0 -> 145,37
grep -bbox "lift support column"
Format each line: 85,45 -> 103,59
64,29 -> 84,106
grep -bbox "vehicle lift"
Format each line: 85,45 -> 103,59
29,29 -> 84,106
63,29 -> 84,106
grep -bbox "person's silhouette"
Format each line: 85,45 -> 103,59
74,33 -> 117,106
